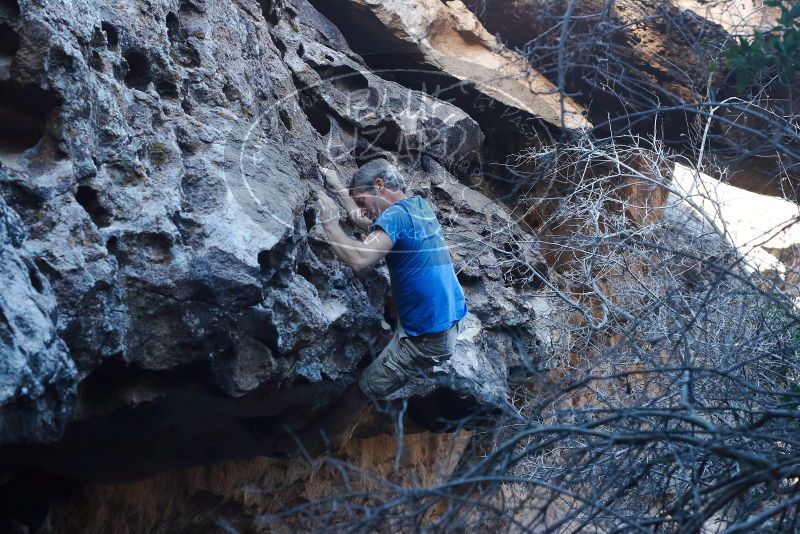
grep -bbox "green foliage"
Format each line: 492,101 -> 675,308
724,0 -> 800,93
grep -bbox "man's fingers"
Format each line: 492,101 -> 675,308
317,195 -> 338,223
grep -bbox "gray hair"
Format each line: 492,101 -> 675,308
349,159 -> 406,194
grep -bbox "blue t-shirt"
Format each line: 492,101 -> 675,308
372,196 -> 467,336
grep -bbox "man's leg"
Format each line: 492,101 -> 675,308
288,381 -> 370,456
259,330 -> 403,458
273,328 -> 411,457
261,322 -> 459,457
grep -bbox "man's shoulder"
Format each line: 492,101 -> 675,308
373,196 -> 435,229
371,199 -> 408,239
378,197 -> 418,221
395,196 -> 433,216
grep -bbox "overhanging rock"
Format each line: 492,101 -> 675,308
310,0 -> 590,130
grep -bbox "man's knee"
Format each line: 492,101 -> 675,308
358,361 -> 403,401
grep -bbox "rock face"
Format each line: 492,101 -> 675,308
0,195 -> 75,443
465,0 -> 800,200
49,430 -> 473,533
5,0 -> 787,529
0,0 -> 552,513
466,0 -> 728,134
308,0 -> 589,130
671,163 -> 800,276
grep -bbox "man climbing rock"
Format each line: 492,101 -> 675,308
260,159 -> 467,458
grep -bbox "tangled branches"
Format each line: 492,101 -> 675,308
251,2 -> 800,532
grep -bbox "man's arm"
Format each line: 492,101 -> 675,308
320,167 -> 372,232
318,191 -> 392,274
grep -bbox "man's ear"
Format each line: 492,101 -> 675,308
374,178 -> 384,192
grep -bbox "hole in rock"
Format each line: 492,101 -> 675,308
3,183 -> 44,225
257,249 -> 271,272
47,47 -> 74,72
262,322 -> 282,356
278,108 -> 291,129
313,64 -> 369,93
383,298 -> 396,326
222,82 -> 239,103
166,12 -> 180,43
123,50 -> 151,90
303,204 -> 315,230
27,265 -> 43,293
300,102 -> 331,136
74,185 -> 111,228
155,78 -> 179,98
89,49 -> 103,71
270,34 -> 286,57
0,23 -> 18,56
499,241 -> 548,290
258,0 -> 279,24
181,97 -> 193,114
296,263 -> 314,285
455,269 -> 482,286
90,26 -> 106,47
34,257 -> 60,281
178,42 -> 201,68
101,21 -> 118,48
0,0 -> 19,19
297,43 -> 304,57
179,0 -> 202,14
0,81 -> 58,153
106,235 -> 118,255
362,119 -> 402,151
407,388 -> 480,432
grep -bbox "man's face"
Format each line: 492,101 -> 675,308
351,185 -> 383,221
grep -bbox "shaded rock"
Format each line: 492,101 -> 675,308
309,0 -> 589,130
466,0 -> 800,202
0,193 -> 76,444
0,0 -> 554,491
49,431 -> 472,533
273,12 -> 485,174
466,0 -> 725,136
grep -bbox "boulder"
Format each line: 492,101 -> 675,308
0,0 -> 553,487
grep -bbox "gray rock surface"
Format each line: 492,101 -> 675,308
0,194 -> 76,443
0,0 -> 551,482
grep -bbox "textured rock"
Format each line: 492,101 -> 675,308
0,194 -> 76,443
309,0 -> 589,130
465,0 -> 800,200
0,0 -> 552,495
49,430 -> 472,533
2,0 -> 788,529
466,0 -> 726,131
271,9 -> 485,174
676,0 -> 778,33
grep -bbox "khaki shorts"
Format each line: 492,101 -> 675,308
358,319 -> 462,401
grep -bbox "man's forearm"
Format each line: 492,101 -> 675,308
330,187 -> 372,232
322,221 -> 369,270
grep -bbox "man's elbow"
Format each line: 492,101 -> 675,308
348,255 -> 377,275
350,259 -> 371,275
